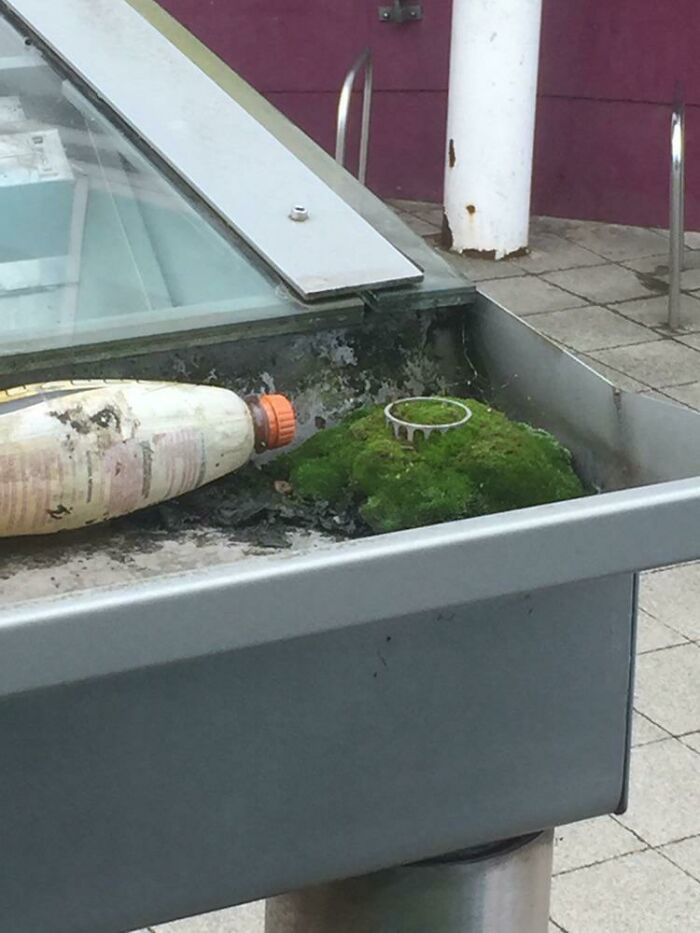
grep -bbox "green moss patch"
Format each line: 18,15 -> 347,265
274,399 -> 585,534
391,398 -> 468,426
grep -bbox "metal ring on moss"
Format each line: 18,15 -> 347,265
384,397 -> 472,444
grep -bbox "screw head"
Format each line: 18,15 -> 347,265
289,205 -> 309,222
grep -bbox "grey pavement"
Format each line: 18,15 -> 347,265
136,209 -> 700,932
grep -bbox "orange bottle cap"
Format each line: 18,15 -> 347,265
259,394 -> 296,449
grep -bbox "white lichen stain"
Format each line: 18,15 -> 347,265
258,372 -> 277,394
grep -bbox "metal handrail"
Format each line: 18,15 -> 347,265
668,101 -> 686,330
335,48 -> 373,186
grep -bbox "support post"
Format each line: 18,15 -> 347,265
443,0 -> 544,259
266,830 -> 554,933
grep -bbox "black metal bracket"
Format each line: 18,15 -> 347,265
378,2 -> 423,24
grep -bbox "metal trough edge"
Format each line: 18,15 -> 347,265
1,474 -> 699,698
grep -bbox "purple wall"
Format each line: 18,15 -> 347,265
535,0 -> 700,229
161,0 -> 700,229
160,0 -> 451,201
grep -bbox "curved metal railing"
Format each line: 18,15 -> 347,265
335,48 -> 373,186
668,101 -> 686,330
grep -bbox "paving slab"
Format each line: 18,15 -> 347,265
478,275 -> 588,315
386,201 -> 410,216
530,215 -> 581,237
386,198 -> 438,215
632,710 -> 671,747
636,609 -> 689,654
617,740 -> 700,846
589,339 -> 700,388
154,902 -> 264,933
511,232 -> 603,274
660,836 -> 700,883
681,732 -> 700,754
529,305 -> 654,352
634,644 -> 700,735
400,213 -> 440,236
654,228 -> 700,250
443,251 -> 526,282
608,293 -> 700,331
551,849 -> 700,933
624,252 -> 700,291
674,331 -> 700,354
543,265 -> 662,304
553,816 -> 646,875
640,564 -> 700,640
412,204 -> 444,227
576,354 -> 649,391
662,266 -> 700,291
550,221 -> 668,262
662,382 -> 700,409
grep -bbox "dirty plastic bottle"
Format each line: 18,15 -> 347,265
0,379 -> 296,537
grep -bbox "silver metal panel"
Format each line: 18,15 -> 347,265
468,295 -> 700,489
0,474 -> 698,699
3,0 -> 422,298
0,576 -> 633,933
266,831 -> 554,933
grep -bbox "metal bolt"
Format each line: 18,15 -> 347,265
289,205 -> 309,222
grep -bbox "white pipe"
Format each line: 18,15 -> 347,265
443,0 -> 544,258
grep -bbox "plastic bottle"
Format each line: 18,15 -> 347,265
0,379 -> 296,537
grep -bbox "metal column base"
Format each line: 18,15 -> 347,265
265,830 -> 554,933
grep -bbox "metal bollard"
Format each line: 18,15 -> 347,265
265,830 -> 554,933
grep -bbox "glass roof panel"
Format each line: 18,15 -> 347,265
4,0 -> 422,302
0,12 -> 306,358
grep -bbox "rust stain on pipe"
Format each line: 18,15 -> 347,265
441,213 -> 453,249
460,245 -> 529,260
